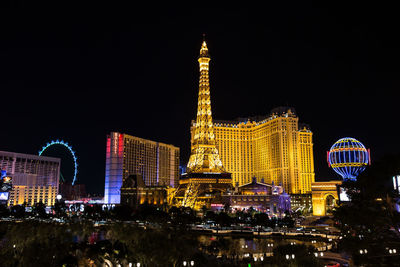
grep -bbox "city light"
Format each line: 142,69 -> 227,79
285,254 -> 295,260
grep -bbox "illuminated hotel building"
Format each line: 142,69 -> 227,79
192,107 -> 315,194
0,151 -> 60,206
104,132 -> 180,204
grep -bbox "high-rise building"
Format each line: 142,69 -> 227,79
193,107 -> 315,194
0,151 -> 60,206
104,132 -> 180,204
175,38 -> 232,210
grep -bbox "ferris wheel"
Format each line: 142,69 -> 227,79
38,140 -> 78,185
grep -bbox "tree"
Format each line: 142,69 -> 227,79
0,221 -> 78,266
201,205 -> 208,218
54,199 -> 67,218
280,211 -> 295,228
204,210 -> 217,223
234,210 -> 246,224
11,205 -> 25,218
253,212 -> 270,227
32,201 -> 47,218
272,244 -> 323,267
223,202 -> 231,213
215,212 -> 232,227
334,154 -> 400,266
112,204 -> 133,221
0,204 -> 9,217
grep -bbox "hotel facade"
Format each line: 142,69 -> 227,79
104,132 -> 180,204
0,151 -> 60,206
190,107 -> 315,194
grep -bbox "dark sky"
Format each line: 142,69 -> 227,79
1,4 -> 399,195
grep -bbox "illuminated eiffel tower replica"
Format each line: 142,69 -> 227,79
176,37 -> 232,210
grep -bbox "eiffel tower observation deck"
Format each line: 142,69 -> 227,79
175,37 -> 232,210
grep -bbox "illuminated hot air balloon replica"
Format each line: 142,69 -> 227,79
327,137 -> 370,180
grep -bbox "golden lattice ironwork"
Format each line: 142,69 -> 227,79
181,182 -> 200,209
186,39 -> 226,174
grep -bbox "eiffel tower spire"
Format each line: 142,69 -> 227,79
186,37 -> 226,173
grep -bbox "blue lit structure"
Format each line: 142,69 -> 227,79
39,140 -> 78,185
327,137 -> 370,180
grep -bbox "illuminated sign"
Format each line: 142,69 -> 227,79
0,192 -> 9,201
1,170 -> 6,179
337,185 -> 350,203
339,187 -> 350,202
393,175 -> 400,192
0,176 -> 12,192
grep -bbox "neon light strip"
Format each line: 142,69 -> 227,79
38,139 -> 78,185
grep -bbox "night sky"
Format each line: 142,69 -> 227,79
1,5 -> 399,195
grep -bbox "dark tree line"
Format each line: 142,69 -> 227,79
334,153 -> 400,266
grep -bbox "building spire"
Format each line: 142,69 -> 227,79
186,38 -> 225,173
200,34 -> 209,58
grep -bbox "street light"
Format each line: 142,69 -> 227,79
190,260 -> 194,266
183,261 -> 187,266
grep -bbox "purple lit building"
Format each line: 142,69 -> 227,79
219,177 -> 291,217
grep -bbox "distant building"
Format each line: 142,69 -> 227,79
0,151 -> 60,206
120,174 -> 167,209
104,132 -> 179,204
220,177 -> 291,217
290,193 -> 313,214
59,182 -> 86,200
